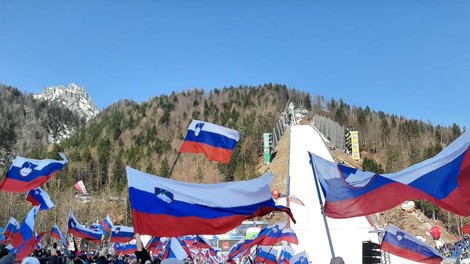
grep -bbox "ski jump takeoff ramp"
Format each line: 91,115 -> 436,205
288,125 -> 420,264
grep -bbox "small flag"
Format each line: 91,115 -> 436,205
114,243 -> 137,255
51,224 -> 67,248
101,214 -> 113,232
287,195 -> 305,206
256,245 -> 278,264
3,217 -> 20,238
179,120 -> 240,164
67,211 -> 103,242
381,224 -> 443,264
162,237 -> 189,260
291,250 -> 309,264
74,180 -> 87,194
25,187 -> 55,211
0,153 -> 68,192
109,225 -> 134,243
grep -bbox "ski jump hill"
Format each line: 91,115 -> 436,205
287,124 -> 421,264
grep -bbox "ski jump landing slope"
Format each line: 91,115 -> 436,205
288,125 -> 420,264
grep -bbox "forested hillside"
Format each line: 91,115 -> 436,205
0,83 -> 465,235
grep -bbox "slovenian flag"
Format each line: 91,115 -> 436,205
74,180 -> 87,194
162,237 -> 189,260
278,244 -> 294,264
310,130 -> 470,218
259,222 -> 299,246
0,153 -> 68,192
25,187 -> 55,211
179,120 -> 240,164
67,211 -> 103,242
101,214 -> 113,232
113,243 -> 137,255
3,217 -> 20,238
109,225 -> 134,243
145,236 -> 161,250
256,246 -> 278,264
51,224 -> 67,248
127,166 -> 295,237
291,250 -> 309,264
14,231 -> 46,261
381,224 -> 443,264
10,206 -> 39,251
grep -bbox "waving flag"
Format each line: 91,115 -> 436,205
145,236 -> 161,250
114,243 -> 137,255
51,224 -> 67,248
67,211 -> 103,242
109,225 -> 134,243
101,214 -> 113,232
195,235 -> 213,249
25,187 -> 55,211
381,224 -> 443,264
291,250 -> 309,264
256,246 -> 278,264
127,166 -> 295,237
228,222 -> 281,259
74,180 -> 87,194
15,231 -> 46,261
3,217 -> 20,238
179,120 -> 240,164
259,223 -> 298,246
10,206 -> 39,250
0,153 -> 68,192
162,237 -> 189,260
287,195 -> 305,206
278,244 -> 294,264
310,131 -> 470,218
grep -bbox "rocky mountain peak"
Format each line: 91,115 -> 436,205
34,83 -> 100,122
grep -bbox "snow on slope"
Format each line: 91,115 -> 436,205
288,125 -> 422,264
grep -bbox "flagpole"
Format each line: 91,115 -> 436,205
168,152 -> 181,178
168,119 -> 192,178
309,152 -> 336,259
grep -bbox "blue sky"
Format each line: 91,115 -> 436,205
1,0 -> 469,129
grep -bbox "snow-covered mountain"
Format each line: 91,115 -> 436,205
33,83 -> 100,122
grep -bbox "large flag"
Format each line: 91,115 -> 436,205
25,187 -> 55,211
3,217 -> 20,238
15,232 -> 46,261
255,245 -> 278,264
10,206 -> 39,250
178,120 -> 240,164
51,224 -> 67,248
127,166 -> 295,237
0,153 -> 68,192
74,180 -> 87,194
109,225 -> 134,243
101,214 -> 113,232
309,130 -> 470,218
162,237 -> 189,260
67,211 -> 103,242
381,224 -> 443,264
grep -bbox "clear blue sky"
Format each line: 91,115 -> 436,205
1,0 -> 469,129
